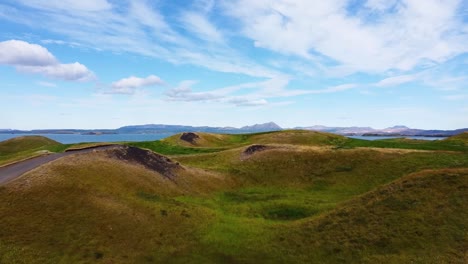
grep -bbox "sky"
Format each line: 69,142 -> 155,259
0,0 -> 467,130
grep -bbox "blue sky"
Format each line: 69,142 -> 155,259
0,0 -> 467,130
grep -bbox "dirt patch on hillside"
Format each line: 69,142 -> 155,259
105,146 -> 182,180
243,145 -> 268,155
180,132 -> 200,144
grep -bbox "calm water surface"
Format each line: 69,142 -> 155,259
348,136 -> 446,141
0,133 -> 175,144
0,133 -> 446,144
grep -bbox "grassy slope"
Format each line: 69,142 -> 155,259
0,136 -> 67,166
162,130 -> 347,148
444,132 -> 468,146
342,132 -> 468,152
273,168 -> 468,263
171,146 -> 468,262
127,140 -> 223,155
1,131 -> 467,263
0,151 -> 234,263
145,130 -> 468,155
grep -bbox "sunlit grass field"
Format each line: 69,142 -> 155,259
0,131 -> 467,263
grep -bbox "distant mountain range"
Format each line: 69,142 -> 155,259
117,121 -> 282,134
295,125 -> 468,137
0,122 -> 283,135
1,122 -> 466,137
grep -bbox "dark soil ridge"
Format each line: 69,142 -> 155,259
180,132 -> 200,144
243,144 -> 269,155
105,146 -> 182,180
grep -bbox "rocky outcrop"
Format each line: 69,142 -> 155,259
180,132 -> 200,144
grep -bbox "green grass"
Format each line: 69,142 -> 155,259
126,140 -> 224,155
0,136 -> 68,166
272,168 -> 468,263
341,137 -> 468,151
1,131 -> 467,263
162,130 -> 347,149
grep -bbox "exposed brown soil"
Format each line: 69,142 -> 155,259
105,146 -> 182,180
243,144 -> 268,155
180,132 -> 200,144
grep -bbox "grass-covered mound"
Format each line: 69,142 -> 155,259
165,130 -> 347,148
163,132 -> 239,148
1,132 -> 467,263
273,168 -> 468,263
444,132 -> 468,146
342,135 -> 468,152
0,136 -> 66,166
135,130 -> 468,155
0,147 -> 233,263
175,144 -> 468,188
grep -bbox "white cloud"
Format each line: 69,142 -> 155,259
166,80 -> 223,101
16,0 -> 111,12
41,39 -> 84,48
228,98 -> 268,106
364,0 -> 399,11
376,74 -> 418,87
181,12 -> 224,43
165,77 -> 357,107
0,39 -> 57,66
0,40 -> 95,81
1,1 -> 281,79
111,75 -> 164,94
18,62 -> 95,82
223,0 -> 468,73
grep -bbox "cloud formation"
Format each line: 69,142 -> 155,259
0,39 -> 56,66
224,0 -> 468,73
228,98 -> 268,107
375,74 -> 418,87
16,0 -> 111,12
0,0 -> 280,79
0,0 -> 466,118
181,11 -> 224,43
164,77 -> 357,107
111,75 -> 164,94
0,40 -> 95,81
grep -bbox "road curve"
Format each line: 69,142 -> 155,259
0,145 -> 123,185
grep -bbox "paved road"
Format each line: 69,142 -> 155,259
0,145 -> 122,185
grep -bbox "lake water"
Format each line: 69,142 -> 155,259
348,136 -> 446,141
0,133 -> 176,144
0,133 -> 446,144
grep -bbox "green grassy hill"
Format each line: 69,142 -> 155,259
444,132 -> 468,146
163,130 -> 346,148
0,147 -> 233,263
273,168 -> 468,263
134,130 -> 468,155
1,132 -> 467,263
0,136 -> 66,166
342,135 -> 468,152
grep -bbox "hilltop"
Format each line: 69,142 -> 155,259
0,136 -> 66,166
162,130 -> 345,148
445,132 -> 468,144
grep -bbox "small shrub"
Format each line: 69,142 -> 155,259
264,206 -> 316,220
94,252 -> 104,259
